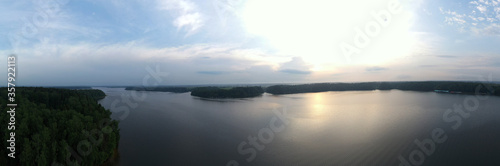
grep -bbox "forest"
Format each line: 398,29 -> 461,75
190,86 -> 264,98
0,87 -> 120,166
265,81 -> 500,95
123,81 -> 500,98
76,89 -> 107,101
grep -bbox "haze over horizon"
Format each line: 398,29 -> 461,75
1,0 -> 500,86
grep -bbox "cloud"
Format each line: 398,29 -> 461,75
472,23 -> 500,36
197,71 -> 226,75
365,66 -> 388,72
396,75 -> 412,79
419,65 -> 438,68
279,69 -> 311,75
0,39 -> 296,85
444,13 -> 467,25
159,0 -> 204,36
278,57 -> 312,75
173,13 -> 203,33
439,0 -> 500,35
436,55 -> 458,58
477,5 -> 488,13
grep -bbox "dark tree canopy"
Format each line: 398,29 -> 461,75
0,87 -> 119,166
125,82 -> 500,98
265,81 -> 500,95
76,89 -> 107,101
191,86 -> 264,98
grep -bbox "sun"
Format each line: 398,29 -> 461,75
241,0 -> 355,64
241,0 -> 416,69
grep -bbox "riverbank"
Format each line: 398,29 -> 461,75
124,81 -> 500,98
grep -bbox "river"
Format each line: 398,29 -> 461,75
96,88 -> 500,166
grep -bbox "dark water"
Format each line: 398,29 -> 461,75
96,88 -> 500,166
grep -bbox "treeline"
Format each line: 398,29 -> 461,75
190,86 -> 264,98
76,89 -> 107,101
124,81 -> 500,98
266,81 -> 500,95
265,82 -> 378,94
48,86 -> 92,90
0,87 -> 119,166
125,86 -> 190,93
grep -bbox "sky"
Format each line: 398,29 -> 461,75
0,0 -> 500,86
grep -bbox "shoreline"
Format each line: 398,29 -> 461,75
115,81 -> 500,99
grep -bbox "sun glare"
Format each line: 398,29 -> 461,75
242,0 -> 415,70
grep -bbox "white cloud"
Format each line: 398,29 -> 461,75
440,1 -> 500,36
472,23 -> 500,36
159,0 -> 205,36
440,9 -> 467,25
173,13 -> 203,33
477,5 -> 488,13
444,15 -> 467,25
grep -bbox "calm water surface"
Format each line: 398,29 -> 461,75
96,88 -> 500,166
